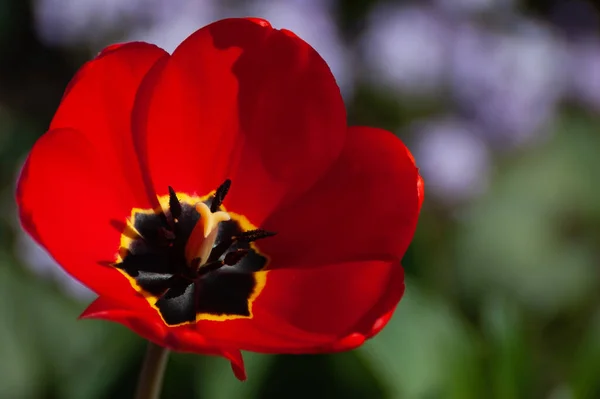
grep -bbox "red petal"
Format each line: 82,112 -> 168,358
179,259 -> 402,353
132,18 -> 346,224
80,295 -> 167,342
182,303 -> 336,354
366,305 -> 398,339
260,126 -> 421,268
18,41 -> 168,312
227,351 -> 247,381
17,129 -> 137,304
52,42 -> 168,208
258,259 -> 403,337
81,296 -> 247,381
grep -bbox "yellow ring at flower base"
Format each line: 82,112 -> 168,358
114,190 -> 269,327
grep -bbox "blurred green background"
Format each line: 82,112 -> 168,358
1,0 -> 600,398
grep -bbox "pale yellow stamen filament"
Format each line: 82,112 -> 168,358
185,202 -> 230,268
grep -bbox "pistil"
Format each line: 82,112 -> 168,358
185,202 -> 231,268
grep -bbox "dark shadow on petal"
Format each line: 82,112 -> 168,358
134,271 -> 174,296
156,279 -> 196,325
116,252 -> 171,276
196,271 -> 253,317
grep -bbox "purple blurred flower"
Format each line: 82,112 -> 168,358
413,118 -> 490,202
434,0 -> 514,17
361,5 -> 449,97
34,0 -> 154,45
450,21 -> 566,147
565,37 -> 600,111
125,0 -> 217,53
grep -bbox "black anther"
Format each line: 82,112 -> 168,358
206,238 -> 233,264
211,179 -> 231,212
235,229 -> 277,243
168,186 -> 182,220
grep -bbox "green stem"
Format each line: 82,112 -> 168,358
134,342 -> 170,399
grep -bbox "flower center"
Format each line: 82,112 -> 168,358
113,179 -> 275,326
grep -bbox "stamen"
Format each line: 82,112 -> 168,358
211,179 -> 231,212
185,202 -> 231,268
235,229 -> 277,243
206,238 -> 233,264
168,186 -> 182,220
195,250 -> 249,277
206,229 -> 276,264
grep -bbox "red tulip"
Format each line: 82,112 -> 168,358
16,18 -> 424,381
